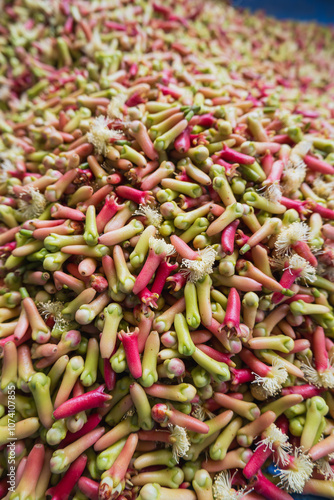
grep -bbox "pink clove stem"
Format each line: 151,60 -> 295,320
15,457 -> 27,487
53,385 -> 111,419
189,330 -> 212,344
175,169 -> 193,183
134,305 -> 155,354
206,319 -> 242,353
131,160 -> 159,185
219,288 -> 241,336
309,434 -> 334,461
105,20 -> 127,30
220,144 -> 255,165
137,430 -> 172,443
273,134 -> 292,144
170,234 -> 199,260
313,326 -> 329,373
207,185 -> 222,203
66,263 -> 89,283
311,202 -> 334,221
79,185 -> 113,211
107,173 -> 123,184
166,272 -> 187,292
304,155 -> 334,175
272,266 -> 301,304
132,249 -> 165,295
137,287 -> 159,309
291,240 -> 318,267
0,329 -> 31,350
0,226 -> 20,245
89,274 -> 109,293
125,92 -> 145,107
243,445 -> 273,479
252,470 -> 294,500
284,294 -> 314,305
196,344 -> 234,367
78,258 -> 97,277
46,455 -> 87,500
115,185 -> 154,205
211,155 -> 236,173
104,357 -> 116,391
264,160 -> 284,184
118,328 -> 142,379
189,113 -> 216,127
78,477 -> 99,500
261,151 -> 274,176
150,260 -> 178,297
326,338 -> 334,350
14,308 -> 29,341
128,121 -> 159,160
231,368 -> 255,385
129,63 -> 138,76
53,271 -> 85,294
73,380 -> 85,398
0,241 -> 16,253
157,83 -> 183,98
100,433 -> 138,494
174,127 -> 191,153
139,161 -> 169,190
15,443 -> 45,495
152,3 -> 171,15
51,204 -> 86,221
221,220 -> 240,255
96,195 -> 123,233
281,385 -> 325,398
152,403 -> 209,434
179,194 -> 211,210
239,349 -> 273,378
279,197 -> 309,215
290,339 -> 311,353
67,142 -> 94,160
322,224 -> 334,240
275,415 -> 289,434
59,414 -> 102,448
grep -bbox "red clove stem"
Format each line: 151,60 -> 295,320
174,127 -> 191,153
219,288 -> 241,336
103,357 -> 116,391
46,455 -> 87,500
313,326 -> 329,373
53,385 -> 111,419
116,185 -> 153,205
118,328 -> 142,379
243,444 -> 273,479
281,385 -> 325,398
150,260 -> 178,297
221,220 -> 240,255
220,144 -> 255,165
253,470 -> 293,500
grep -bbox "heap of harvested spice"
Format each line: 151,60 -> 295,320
0,0 -> 334,499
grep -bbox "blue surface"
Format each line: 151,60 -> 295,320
232,0 -> 334,23
265,464 -> 325,500
292,492 -> 324,500
292,496 -> 326,500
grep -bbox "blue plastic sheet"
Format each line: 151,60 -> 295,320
292,496 -> 326,500
265,463 -> 326,500
232,0 -> 334,23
